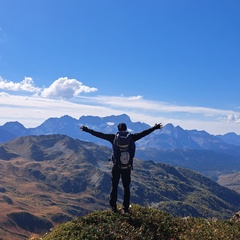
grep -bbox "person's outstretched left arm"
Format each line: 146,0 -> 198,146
132,123 -> 163,142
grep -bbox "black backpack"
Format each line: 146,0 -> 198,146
112,131 -> 136,169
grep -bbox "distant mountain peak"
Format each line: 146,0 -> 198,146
161,123 -> 176,134
3,121 -> 25,128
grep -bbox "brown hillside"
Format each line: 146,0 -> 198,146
0,134 -> 240,239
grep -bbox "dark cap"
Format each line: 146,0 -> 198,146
118,123 -> 127,131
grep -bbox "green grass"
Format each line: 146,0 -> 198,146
41,205 -> 240,240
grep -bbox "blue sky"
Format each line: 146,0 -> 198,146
0,0 -> 240,135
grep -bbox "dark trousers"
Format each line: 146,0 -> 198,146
109,165 -> 131,210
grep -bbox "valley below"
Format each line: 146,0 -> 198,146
0,134 -> 240,239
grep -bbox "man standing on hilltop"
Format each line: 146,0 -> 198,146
80,122 -> 163,214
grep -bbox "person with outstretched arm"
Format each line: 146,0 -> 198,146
80,122 -> 163,214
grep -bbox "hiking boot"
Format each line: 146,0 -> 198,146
121,208 -> 129,215
111,206 -> 117,213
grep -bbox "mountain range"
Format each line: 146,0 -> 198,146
0,134 -> 240,239
1,114 -> 240,147
1,114 -> 240,180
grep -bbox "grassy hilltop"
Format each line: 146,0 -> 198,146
33,205 -> 240,240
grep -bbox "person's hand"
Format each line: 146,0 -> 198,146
153,123 -> 163,130
80,125 -> 89,132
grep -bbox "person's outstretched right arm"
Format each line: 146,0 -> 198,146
80,125 -> 115,143
132,123 -> 163,142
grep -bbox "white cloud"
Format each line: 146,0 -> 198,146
0,76 -> 97,99
226,114 -> 240,123
0,92 -> 9,97
0,76 -> 40,93
41,77 -> 97,99
0,94 -> 122,128
0,76 -> 240,135
75,95 -> 238,117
